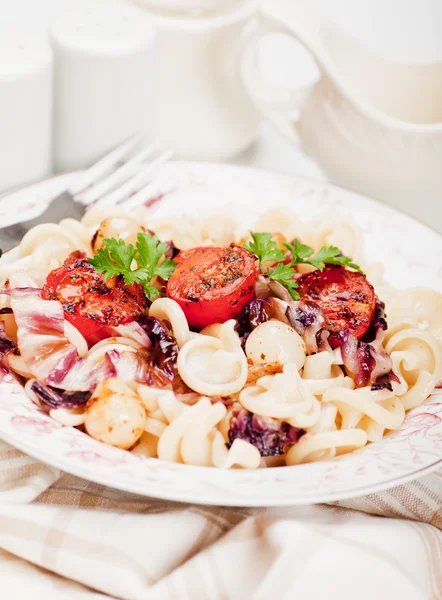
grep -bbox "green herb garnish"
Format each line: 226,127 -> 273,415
244,231 -> 285,266
267,262 -> 300,300
244,231 -> 362,300
88,232 -> 176,300
284,240 -> 362,273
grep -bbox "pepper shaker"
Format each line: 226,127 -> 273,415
0,28 -> 52,192
50,3 -> 155,172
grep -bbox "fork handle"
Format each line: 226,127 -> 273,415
0,191 -> 85,253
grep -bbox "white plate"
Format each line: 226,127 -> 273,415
0,162 -> 441,507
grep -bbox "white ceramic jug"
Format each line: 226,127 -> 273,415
135,0 -> 260,160
241,0 -> 442,229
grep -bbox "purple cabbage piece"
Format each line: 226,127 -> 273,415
362,297 -> 388,343
137,316 -> 179,384
30,380 -> 92,409
371,371 -> 401,392
234,299 -> 270,348
0,334 -> 17,358
339,295 -> 395,390
0,320 -> 18,378
286,300 -> 325,354
340,330 -> 394,389
228,409 -> 304,456
372,299 -> 388,330
164,240 -> 180,259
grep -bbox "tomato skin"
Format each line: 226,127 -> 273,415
166,246 -> 257,329
298,265 -> 376,346
42,252 -> 148,346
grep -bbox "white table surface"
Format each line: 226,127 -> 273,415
0,0 -> 441,232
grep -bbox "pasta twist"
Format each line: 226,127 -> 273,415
239,363 -> 321,429
385,325 -> 441,410
177,320 -> 248,396
322,386 -> 405,433
387,288 -> 442,343
254,208 -> 304,242
286,429 -> 368,465
302,351 -> 354,396
148,213 -> 237,249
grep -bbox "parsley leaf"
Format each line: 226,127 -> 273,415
154,257 -> 176,281
244,232 -> 285,266
89,240 -> 137,281
284,240 -> 363,273
267,263 -> 300,300
283,239 -> 314,262
135,234 -> 169,277
88,232 -> 176,300
306,245 -> 363,273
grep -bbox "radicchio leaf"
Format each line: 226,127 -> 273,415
109,321 -> 153,348
30,380 -> 92,409
0,318 -> 18,378
362,297 -> 388,343
340,329 -> 394,389
228,408 -> 304,456
371,371 -> 401,392
285,300 -> 325,354
137,316 -> 179,385
164,240 -> 180,259
234,299 -> 270,348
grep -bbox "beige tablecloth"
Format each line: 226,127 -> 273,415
0,439 -> 441,600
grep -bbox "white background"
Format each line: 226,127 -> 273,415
1,0 -> 441,227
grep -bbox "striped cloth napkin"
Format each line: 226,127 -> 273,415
0,438 -> 441,600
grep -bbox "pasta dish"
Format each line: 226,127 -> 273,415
0,202 -> 440,469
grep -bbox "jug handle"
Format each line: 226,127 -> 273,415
240,1 -> 324,146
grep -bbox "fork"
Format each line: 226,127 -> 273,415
0,136 -> 172,252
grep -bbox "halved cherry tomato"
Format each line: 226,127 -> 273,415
42,252 -> 148,346
298,265 -> 376,346
166,245 -> 257,329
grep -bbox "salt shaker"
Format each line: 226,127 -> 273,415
0,29 -> 52,193
133,0 -> 260,160
50,3 -> 155,172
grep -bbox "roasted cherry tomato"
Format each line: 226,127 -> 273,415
42,252 -> 148,346
298,265 -> 376,347
166,245 -> 257,329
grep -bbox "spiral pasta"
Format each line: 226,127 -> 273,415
177,320 -> 248,396
385,325 -> 441,410
240,364 -> 321,429
254,208 -> 303,243
302,351 -> 354,396
387,288 -> 442,342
